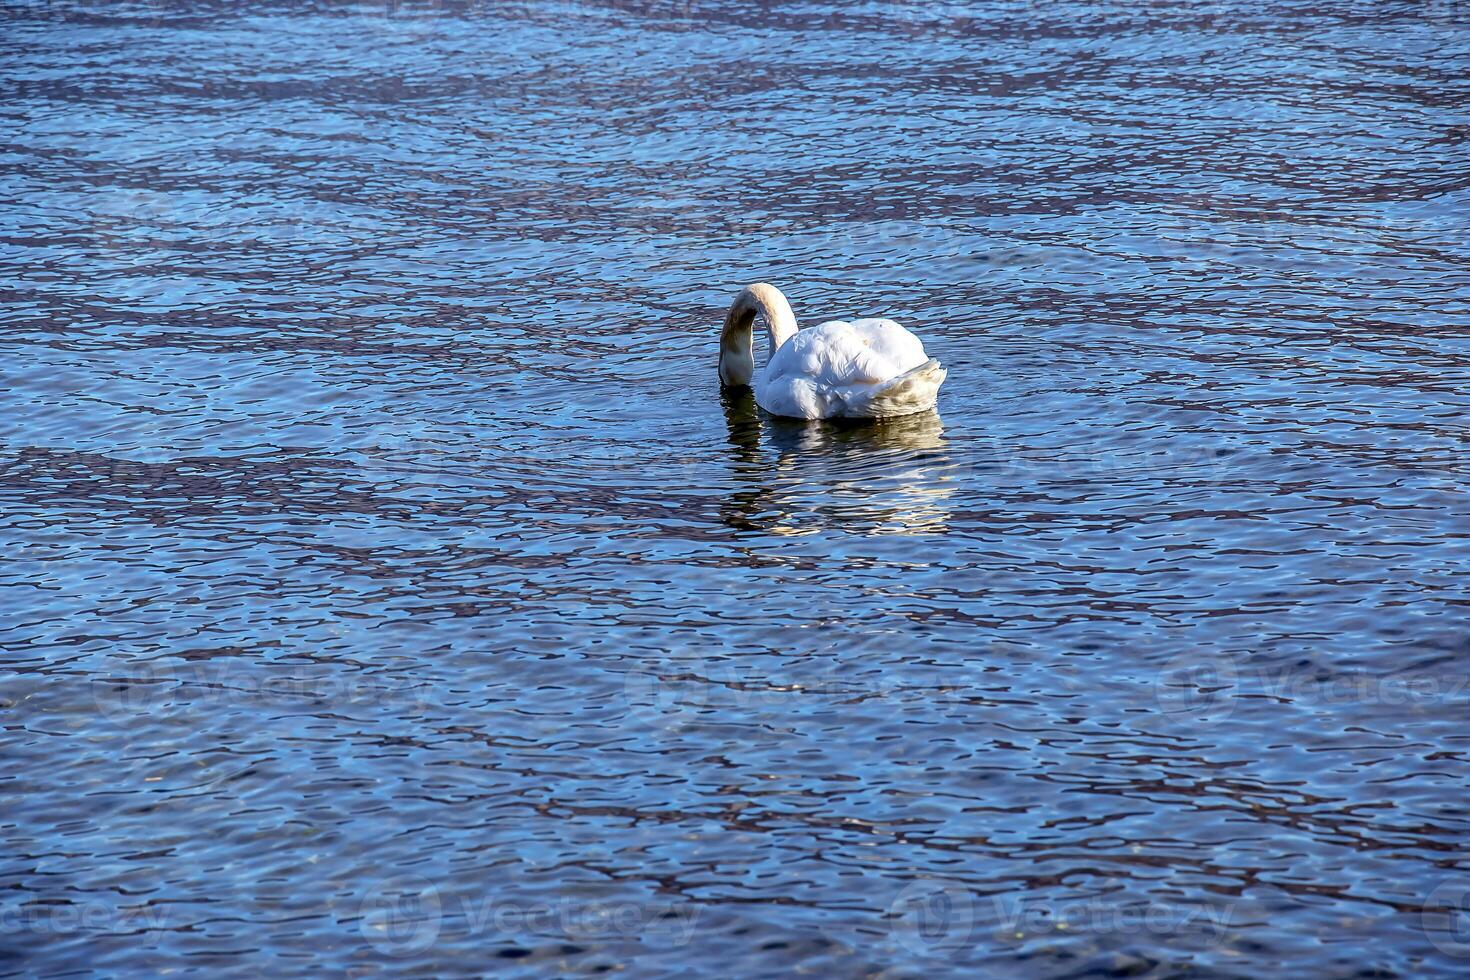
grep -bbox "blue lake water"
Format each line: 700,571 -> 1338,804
3,0 -> 1469,975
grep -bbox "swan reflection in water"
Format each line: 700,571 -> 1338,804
719,387 -> 956,535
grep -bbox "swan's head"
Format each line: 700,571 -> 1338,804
718,317 -> 755,387
719,283 -> 798,388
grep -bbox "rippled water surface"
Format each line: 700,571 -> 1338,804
4,0 -> 1470,975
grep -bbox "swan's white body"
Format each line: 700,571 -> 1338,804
717,283 -> 946,419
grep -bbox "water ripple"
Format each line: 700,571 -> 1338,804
3,0 -> 1469,976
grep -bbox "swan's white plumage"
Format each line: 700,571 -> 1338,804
760,319 -> 932,418
717,285 -> 946,419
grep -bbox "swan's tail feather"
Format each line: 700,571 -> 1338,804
844,359 -> 946,418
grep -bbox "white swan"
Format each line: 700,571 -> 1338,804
718,283 -> 946,420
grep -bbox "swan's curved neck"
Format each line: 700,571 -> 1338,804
718,283 -> 798,387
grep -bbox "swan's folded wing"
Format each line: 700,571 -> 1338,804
836,358 -> 946,418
